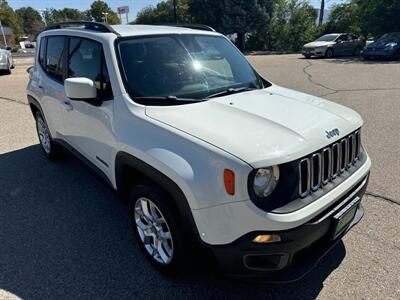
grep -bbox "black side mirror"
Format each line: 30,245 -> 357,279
6,47 -> 11,50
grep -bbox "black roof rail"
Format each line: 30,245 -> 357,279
44,21 -> 120,36
159,23 -> 216,32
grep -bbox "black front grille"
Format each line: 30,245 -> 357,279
298,130 -> 361,198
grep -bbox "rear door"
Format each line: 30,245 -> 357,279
37,35 -> 67,137
61,36 -> 115,177
346,35 -> 357,55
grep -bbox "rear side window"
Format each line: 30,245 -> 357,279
46,36 -> 66,82
68,37 -> 113,100
39,37 -> 46,68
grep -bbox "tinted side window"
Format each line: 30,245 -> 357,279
46,36 -> 65,82
39,37 -> 46,68
68,37 -> 113,100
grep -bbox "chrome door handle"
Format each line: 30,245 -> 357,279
62,101 -> 73,111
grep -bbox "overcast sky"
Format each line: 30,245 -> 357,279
8,0 -> 346,24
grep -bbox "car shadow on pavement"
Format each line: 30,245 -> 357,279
0,145 -> 346,299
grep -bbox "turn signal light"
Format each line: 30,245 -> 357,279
224,169 -> 235,195
252,234 -> 281,244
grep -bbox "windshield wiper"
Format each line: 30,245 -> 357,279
134,95 -> 204,105
206,87 -> 257,99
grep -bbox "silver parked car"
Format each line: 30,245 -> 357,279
302,33 -> 365,58
0,44 -> 14,74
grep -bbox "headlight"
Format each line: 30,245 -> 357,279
384,43 -> 397,50
0,53 -> 5,62
253,166 -> 280,198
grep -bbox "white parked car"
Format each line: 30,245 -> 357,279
0,44 -> 13,74
27,22 -> 371,282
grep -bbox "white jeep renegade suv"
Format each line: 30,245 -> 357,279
27,22 -> 371,282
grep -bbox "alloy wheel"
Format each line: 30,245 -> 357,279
134,197 -> 174,265
37,116 -> 51,154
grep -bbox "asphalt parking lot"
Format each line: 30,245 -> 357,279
0,55 -> 399,299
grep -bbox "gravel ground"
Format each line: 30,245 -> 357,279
0,55 -> 399,299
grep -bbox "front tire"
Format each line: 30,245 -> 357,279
5,60 -> 11,74
35,111 -> 62,160
128,184 -> 186,275
325,48 -> 334,58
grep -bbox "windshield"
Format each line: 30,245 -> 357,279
117,34 -> 265,103
377,33 -> 400,43
316,34 -> 339,42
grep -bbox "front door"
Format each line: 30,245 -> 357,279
61,36 -> 115,178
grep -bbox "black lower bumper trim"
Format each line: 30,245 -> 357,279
233,205 -> 363,283
207,174 -> 368,283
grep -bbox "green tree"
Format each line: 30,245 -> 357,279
325,3 -> 361,35
43,8 -> 88,26
134,0 -> 191,24
221,0 -> 272,50
87,0 -> 120,24
189,0 -> 273,51
0,0 -> 21,36
354,0 -> 400,37
270,0 -> 318,51
188,0 -> 222,30
15,7 -> 44,36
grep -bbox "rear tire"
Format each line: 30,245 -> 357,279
128,183 -> 186,275
34,111 -> 62,160
325,48 -> 334,58
304,54 -> 311,59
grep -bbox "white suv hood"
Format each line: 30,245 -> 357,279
146,85 -> 363,168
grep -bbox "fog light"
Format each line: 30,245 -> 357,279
252,234 -> 281,244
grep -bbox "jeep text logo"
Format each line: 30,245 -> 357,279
325,128 -> 340,139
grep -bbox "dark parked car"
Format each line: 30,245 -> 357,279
363,32 -> 400,60
302,33 -> 364,58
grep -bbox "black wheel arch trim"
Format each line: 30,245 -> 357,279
27,95 -> 53,138
27,95 -> 45,119
115,151 -> 201,242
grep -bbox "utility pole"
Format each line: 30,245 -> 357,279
0,20 -> 7,48
318,0 -> 325,26
173,0 -> 177,23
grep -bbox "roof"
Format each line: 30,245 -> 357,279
42,22 -> 220,39
110,25 -> 219,37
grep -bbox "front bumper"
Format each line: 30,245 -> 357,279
208,174 -> 368,282
0,62 -> 8,70
363,49 -> 397,59
302,48 -> 326,57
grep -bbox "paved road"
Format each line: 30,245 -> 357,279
0,55 -> 399,299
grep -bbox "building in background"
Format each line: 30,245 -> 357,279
0,26 -> 15,48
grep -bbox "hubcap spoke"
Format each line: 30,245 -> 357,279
140,199 -> 154,222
